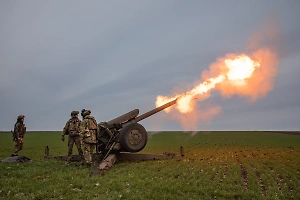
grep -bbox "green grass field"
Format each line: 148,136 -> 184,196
0,131 -> 299,200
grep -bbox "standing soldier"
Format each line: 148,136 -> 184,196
62,111 -> 83,160
79,109 -> 99,167
11,115 -> 26,156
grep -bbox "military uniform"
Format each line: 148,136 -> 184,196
62,111 -> 83,159
79,109 -> 99,166
12,115 -> 26,156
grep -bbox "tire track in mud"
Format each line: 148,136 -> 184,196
266,164 -> 294,194
238,148 -> 267,196
235,151 -> 248,191
209,165 -> 222,185
217,156 -> 228,186
266,151 -> 296,193
249,163 -> 267,196
247,148 -> 295,195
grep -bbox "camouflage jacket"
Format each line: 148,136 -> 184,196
79,115 -> 99,143
13,122 -> 26,139
62,117 -> 81,137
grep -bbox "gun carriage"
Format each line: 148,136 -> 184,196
97,98 -> 178,157
44,98 -> 184,175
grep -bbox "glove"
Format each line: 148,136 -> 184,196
61,135 -> 65,141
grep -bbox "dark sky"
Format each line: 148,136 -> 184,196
1,0 -> 299,131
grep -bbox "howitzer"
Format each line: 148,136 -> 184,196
97,98 -> 177,155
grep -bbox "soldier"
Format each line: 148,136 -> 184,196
79,109 -> 99,167
62,111 -> 83,160
11,115 -> 26,156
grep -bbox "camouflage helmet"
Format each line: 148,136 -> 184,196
17,115 -> 25,120
81,109 -> 86,117
81,109 -> 91,117
71,110 -> 79,117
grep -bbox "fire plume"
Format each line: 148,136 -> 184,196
156,54 -> 261,114
155,16 -> 280,130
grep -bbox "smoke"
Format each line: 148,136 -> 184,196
205,48 -> 279,101
178,104 -> 222,131
216,15 -> 281,101
247,14 -> 282,53
161,15 -> 281,130
202,15 -> 281,101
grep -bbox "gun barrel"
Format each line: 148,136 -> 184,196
107,109 -> 139,125
131,98 -> 177,123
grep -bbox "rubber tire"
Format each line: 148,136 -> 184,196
119,123 -> 148,152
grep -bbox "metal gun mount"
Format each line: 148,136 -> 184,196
44,145 -> 184,176
44,98 -> 183,176
97,98 -> 177,156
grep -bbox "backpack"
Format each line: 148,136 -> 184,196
87,116 -> 98,130
68,118 -> 81,136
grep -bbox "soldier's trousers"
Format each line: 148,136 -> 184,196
14,139 -> 23,155
83,143 -> 96,164
68,136 -> 83,157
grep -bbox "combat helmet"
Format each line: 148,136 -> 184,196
81,109 -> 91,117
17,115 -> 25,120
71,110 -> 79,117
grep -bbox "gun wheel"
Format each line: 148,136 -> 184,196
120,123 -> 148,152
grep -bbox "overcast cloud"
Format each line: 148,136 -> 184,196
1,0 -> 299,131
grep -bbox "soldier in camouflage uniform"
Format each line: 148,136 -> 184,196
62,111 -> 83,160
11,115 -> 26,156
79,109 -> 99,166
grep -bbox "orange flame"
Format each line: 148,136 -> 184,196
155,16 -> 280,130
225,55 -> 260,82
156,54 -> 261,114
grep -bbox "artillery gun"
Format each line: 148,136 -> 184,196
97,98 -> 177,158
44,98 -> 183,175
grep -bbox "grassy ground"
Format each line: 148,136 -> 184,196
0,131 -> 299,200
